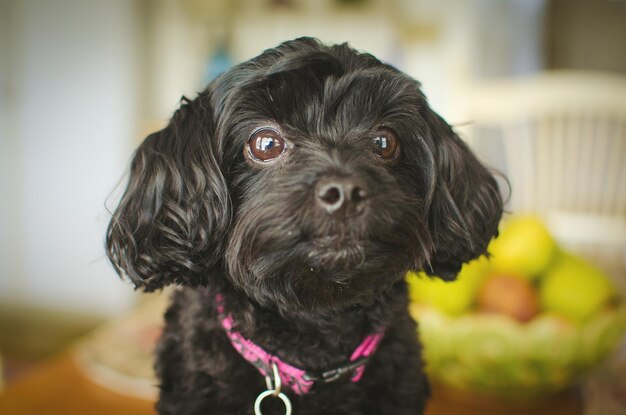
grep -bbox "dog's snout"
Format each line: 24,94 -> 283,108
316,177 -> 367,214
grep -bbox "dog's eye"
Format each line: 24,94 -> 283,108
372,128 -> 399,160
247,128 -> 287,162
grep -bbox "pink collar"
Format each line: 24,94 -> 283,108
216,295 -> 384,395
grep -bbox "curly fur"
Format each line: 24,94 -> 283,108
106,37 -> 503,414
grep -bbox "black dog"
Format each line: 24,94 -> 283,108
107,38 -> 502,415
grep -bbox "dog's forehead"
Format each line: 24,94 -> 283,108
221,50 -> 423,146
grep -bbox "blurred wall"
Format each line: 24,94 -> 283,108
548,0 -> 626,74
0,1 -> 12,301
0,0 -> 139,316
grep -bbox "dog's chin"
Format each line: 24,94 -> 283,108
243,238 -> 410,313
307,236 -> 367,274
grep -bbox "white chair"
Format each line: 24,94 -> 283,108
461,71 -> 626,291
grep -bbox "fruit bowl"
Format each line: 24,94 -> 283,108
407,215 -> 626,401
410,303 -> 626,400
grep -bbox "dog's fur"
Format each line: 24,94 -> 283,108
106,38 -> 503,414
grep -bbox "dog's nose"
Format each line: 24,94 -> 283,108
316,177 -> 368,214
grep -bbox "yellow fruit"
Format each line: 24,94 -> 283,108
407,256 -> 490,315
488,215 -> 557,279
540,254 -> 616,323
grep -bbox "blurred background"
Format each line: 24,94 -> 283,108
0,0 -> 625,413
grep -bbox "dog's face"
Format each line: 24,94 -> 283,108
107,38 -> 502,312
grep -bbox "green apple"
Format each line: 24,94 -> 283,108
488,215 -> 557,279
540,254 -> 616,323
407,256 -> 490,315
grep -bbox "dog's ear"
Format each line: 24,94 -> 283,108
106,93 -> 230,291
422,106 -> 503,281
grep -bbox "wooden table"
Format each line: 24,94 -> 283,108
426,382 -> 583,415
0,353 -> 583,415
0,354 -> 155,415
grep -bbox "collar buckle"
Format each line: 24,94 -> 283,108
303,356 -> 370,384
